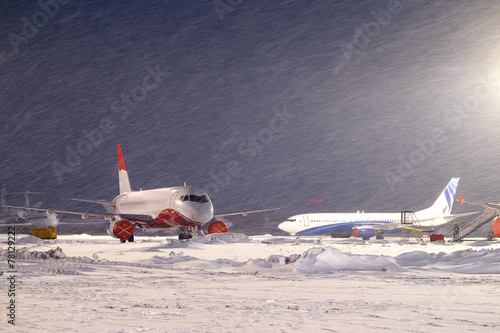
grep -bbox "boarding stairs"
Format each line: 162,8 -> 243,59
400,211 -> 421,242
451,207 -> 498,242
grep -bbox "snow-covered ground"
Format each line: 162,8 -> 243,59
1,233 -> 499,332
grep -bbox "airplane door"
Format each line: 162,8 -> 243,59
303,215 -> 309,226
170,191 -> 179,208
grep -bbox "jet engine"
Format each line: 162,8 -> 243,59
492,218 -> 500,238
207,221 -> 228,234
108,220 -> 134,240
352,227 -> 375,240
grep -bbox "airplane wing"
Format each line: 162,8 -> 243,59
1,205 -> 164,228
215,208 -> 279,219
67,198 -> 115,214
445,211 -> 480,220
1,204 -> 156,224
0,221 -> 106,227
486,203 -> 500,209
68,198 -> 114,205
0,222 -> 36,226
1,204 -> 115,219
118,214 -> 154,223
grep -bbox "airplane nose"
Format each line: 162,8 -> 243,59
186,203 -> 214,224
278,221 -> 289,232
198,206 -> 214,223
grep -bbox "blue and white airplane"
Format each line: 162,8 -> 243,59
278,178 -> 466,239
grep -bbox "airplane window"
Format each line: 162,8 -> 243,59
188,194 -> 210,203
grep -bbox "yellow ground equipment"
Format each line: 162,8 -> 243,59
32,226 -> 57,239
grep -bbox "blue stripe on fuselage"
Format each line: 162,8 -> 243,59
295,221 -> 394,236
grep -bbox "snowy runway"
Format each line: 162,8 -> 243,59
1,234 -> 499,332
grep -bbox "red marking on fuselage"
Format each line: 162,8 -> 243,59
147,209 -> 198,229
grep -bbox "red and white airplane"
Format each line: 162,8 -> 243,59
2,145 -> 277,242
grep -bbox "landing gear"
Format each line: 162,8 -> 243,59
178,233 -> 193,240
119,234 -> 135,243
178,226 -> 198,240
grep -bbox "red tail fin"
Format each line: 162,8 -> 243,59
117,145 -> 127,171
117,145 -> 132,194
458,194 -> 464,205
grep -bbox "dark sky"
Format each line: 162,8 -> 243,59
1,0 -> 500,222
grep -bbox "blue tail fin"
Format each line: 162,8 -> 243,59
423,177 -> 460,216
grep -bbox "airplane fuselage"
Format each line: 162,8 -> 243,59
113,185 -> 214,230
278,211 -> 447,236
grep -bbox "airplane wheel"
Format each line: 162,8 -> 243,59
120,239 -> 126,243
179,233 -> 192,240
128,235 -> 135,242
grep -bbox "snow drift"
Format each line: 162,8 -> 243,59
292,247 -> 500,274
0,246 -> 67,260
295,247 -> 397,273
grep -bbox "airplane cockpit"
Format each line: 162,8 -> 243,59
179,194 -> 210,204
175,186 -> 214,225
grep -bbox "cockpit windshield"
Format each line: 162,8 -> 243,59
180,194 -> 210,204
287,219 -> 296,222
